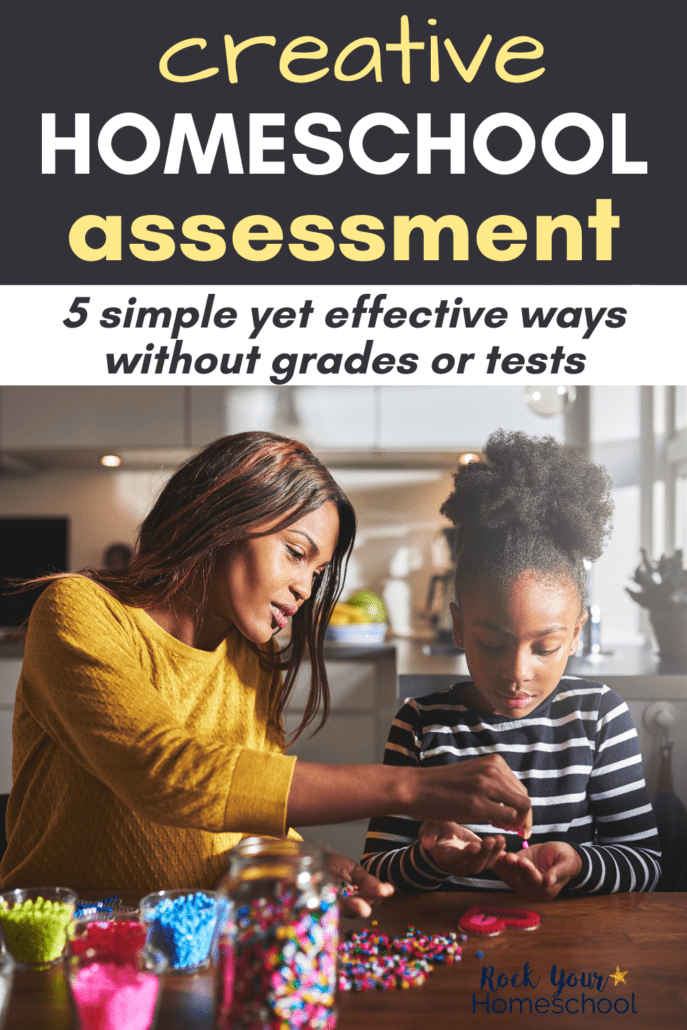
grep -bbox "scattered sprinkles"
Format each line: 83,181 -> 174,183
338,925 -> 462,992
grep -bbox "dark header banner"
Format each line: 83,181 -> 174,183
6,0 -> 682,285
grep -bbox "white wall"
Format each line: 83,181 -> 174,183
0,468 -> 170,571
628,701 -> 687,809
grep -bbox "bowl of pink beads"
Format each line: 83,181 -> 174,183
0,887 -> 77,970
65,944 -> 167,1030
69,919 -> 148,959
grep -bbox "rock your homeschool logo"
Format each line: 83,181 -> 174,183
471,959 -> 637,1017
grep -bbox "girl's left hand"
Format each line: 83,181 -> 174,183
493,841 -> 583,902
327,850 -> 394,918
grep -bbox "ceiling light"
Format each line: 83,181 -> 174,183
524,385 -> 577,417
100,454 -> 122,467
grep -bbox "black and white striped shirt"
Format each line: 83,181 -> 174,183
362,678 -> 661,894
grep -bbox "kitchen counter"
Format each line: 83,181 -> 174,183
391,640 -> 687,700
301,638 -> 687,701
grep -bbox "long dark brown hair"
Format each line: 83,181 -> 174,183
35,433 -> 356,740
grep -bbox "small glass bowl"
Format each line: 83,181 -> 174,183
0,887 -> 77,970
68,918 -> 148,959
139,889 -> 227,974
0,950 -> 15,1030
66,946 -> 167,1030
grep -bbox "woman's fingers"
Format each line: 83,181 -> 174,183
465,754 -> 533,835
414,753 -> 532,833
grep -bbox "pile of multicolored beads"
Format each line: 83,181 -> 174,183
338,926 -> 461,992
227,884 -> 338,1030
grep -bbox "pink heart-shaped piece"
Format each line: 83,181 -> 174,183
459,905 -> 541,935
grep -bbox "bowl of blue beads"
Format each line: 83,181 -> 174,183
139,890 -> 226,974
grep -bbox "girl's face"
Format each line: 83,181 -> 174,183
451,571 -> 586,719
207,502 -> 340,645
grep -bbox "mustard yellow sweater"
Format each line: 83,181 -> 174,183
0,576 -> 297,891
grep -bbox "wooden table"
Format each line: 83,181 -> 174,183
3,891 -> 686,1030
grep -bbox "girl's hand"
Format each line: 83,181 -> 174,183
419,821 -> 506,878
494,841 -> 583,902
327,850 -> 394,918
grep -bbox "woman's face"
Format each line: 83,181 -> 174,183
451,571 -> 586,719
207,502 -> 340,645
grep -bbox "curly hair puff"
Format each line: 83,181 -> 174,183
440,430 -> 614,608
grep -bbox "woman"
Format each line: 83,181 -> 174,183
1,432 -> 530,911
362,430 -> 661,900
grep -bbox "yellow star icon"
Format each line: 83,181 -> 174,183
609,965 -> 628,987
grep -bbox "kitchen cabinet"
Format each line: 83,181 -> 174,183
0,387 -> 187,449
379,386 -> 566,449
0,384 -> 568,456
284,651 -> 399,862
0,656 -> 22,794
0,711 -> 12,795
189,386 -> 377,449
188,385 -> 567,453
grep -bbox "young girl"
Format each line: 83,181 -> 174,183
362,430 -> 661,900
1,432 -> 529,907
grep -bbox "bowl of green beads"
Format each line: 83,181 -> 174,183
0,887 -> 77,970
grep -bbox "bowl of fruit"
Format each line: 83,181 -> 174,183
325,590 -> 388,645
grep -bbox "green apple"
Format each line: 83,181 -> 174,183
346,589 -> 387,623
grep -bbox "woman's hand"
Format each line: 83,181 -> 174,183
406,754 -> 532,837
327,850 -> 394,918
287,753 -> 531,836
419,821 -> 506,878
493,841 -> 583,902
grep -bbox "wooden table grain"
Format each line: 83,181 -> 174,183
3,891 -> 686,1030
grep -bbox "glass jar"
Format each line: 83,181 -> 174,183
216,837 -> 338,1030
